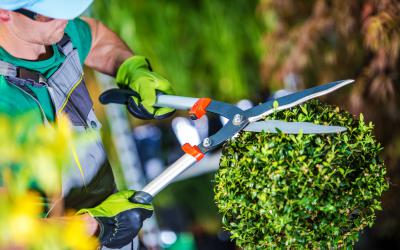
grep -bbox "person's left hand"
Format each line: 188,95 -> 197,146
77,190 -> 153,249
116,55 -> 175,119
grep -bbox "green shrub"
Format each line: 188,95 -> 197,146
214,99 -> 388,249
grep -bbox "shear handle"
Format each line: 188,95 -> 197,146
99,88 -> 199,111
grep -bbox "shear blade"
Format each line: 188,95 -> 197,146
246,79 -> 354,122
243,120 -> 347,134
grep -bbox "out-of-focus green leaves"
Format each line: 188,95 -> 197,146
215,100 -> 388,249
0,114 -> 73,195
0,114 -> 98,249
92,0 -> 264,101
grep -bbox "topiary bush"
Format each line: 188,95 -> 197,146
214,99 -> 388,249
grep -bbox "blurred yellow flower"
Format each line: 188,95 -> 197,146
64,216 -> 99,250
0,113 -> 98,250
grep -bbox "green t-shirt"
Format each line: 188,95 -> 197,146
0,18 -> 92,122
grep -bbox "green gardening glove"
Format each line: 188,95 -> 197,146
116,55 -> 175,119
77,190 -> 153,249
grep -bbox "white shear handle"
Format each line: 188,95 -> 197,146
141,154 -> 198,197
155,95 -> 199,110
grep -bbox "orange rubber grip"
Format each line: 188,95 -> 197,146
182,143 -> 204,161
189,98 -> 211,120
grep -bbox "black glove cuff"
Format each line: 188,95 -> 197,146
95,217 -> 114,247
99,88 -> 175,120
127,97 -> 155,120
127,97 -> 176,120
96,208 -> 154,249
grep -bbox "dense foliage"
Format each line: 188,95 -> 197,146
214,100 -> 388,249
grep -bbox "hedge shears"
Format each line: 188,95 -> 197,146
99,79 -> 354,204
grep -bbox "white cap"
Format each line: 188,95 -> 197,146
0,0 -> 94,19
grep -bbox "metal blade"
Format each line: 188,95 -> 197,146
246,79 -> 354,122
243,120 -> 347,134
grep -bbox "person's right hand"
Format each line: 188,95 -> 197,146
116,55 -> 175,119
77,190 -> 153,249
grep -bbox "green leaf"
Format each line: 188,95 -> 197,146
273,100 -> 279,110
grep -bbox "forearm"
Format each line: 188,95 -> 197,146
83,17 -> 133,76
45,213 -> 99,236
80,213 -> 100,236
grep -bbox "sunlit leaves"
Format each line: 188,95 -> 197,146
0,191 -> 98,250
0,114 -> 98,249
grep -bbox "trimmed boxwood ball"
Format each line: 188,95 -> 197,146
214,99 -> 388,249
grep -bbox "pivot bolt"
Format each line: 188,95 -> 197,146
203,137 -> 212,147
232,114 -> 243,126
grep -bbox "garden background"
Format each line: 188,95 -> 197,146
2,0 -> 398,249
85,0 -> 400,249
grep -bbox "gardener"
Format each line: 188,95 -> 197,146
0,0 -> 174,249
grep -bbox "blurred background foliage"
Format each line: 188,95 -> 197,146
87,0 -> 400,249
92,0 -> 265,102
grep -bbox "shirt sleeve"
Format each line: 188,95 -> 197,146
64,18 -> 93,64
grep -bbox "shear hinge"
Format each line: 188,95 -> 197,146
182,143 -> 204,161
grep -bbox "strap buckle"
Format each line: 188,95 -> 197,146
17,68 -> 46,85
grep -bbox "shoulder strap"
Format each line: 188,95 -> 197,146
56,34 -> 74,56
0,60 -> 45,84
5,76 -> 40,101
